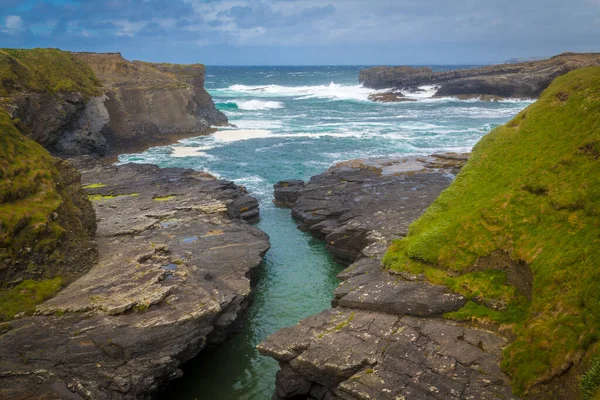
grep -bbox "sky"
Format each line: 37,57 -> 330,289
0,0 -> 599,65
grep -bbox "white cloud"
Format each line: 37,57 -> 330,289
111,20 -> 147,37
3,15 -> 24,35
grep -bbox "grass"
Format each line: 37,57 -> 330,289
383,67 -> 600,395
0,48 -> 102,98
0,277 -> 63,321
582,358 -> 600,400
0,110 -> 65,259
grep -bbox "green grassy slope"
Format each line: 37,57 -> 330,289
383,67 -> 600,395
0,48 -> 101,98
0,110 -> 97,320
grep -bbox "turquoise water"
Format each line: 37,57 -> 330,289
119,66 -> 532,399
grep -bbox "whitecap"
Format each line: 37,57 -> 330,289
228,99 -> 285,110
224,83 -> 377,102
401,85 -> 439,99
212,129 -> 275,142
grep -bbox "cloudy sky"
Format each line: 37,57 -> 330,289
1,0 -> 599,65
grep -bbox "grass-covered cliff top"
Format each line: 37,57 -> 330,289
73,52 -> 204,89
383,67 -> 600,396
0,48 -> 102,98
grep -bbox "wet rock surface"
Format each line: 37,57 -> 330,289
0,160 -> 270,399
262,154 -> 519,399
359,52 -> 600,100
276,153 -> 468,265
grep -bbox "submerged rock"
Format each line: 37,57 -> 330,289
0,160 -> 270,399
260,153 -> 518,399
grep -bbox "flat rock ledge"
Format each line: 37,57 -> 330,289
0,159 -> 270,400
260,154 -> 519,399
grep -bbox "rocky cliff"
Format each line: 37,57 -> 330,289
0,48 -> 227,157
360,52 -> 600,100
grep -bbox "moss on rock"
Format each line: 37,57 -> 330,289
0,110 -> 97,318
383,67 -> 600,395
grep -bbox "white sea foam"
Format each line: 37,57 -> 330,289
224,83 -> 377,101
228,99 -> 285,110
401,85 -> 439,99
171,146 -> 213,158
212,129 -> 275,142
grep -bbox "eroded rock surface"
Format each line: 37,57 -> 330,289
359,52 -> 600,100
261,154 -> 519,399
0,160 -> 270,399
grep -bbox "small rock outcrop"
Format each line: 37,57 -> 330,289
0,159 -> 270,399
359,52 -> 600,100
261,154 -> 519,399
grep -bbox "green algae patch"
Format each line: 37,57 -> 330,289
153,195 -> 176,201
83,183 -> 107,189
383,67 -> 600,395
0,277 -> 63,321
0,48 -> 102,98
88,193 -> 139,201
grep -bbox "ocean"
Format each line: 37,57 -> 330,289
119,66 -> 532,399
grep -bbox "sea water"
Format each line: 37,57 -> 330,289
119,66 -> 532,399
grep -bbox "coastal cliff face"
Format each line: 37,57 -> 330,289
73,52 -> 228,156
0,111 -> 97,320
360,52 -> 600,100
0,48 -> 227,157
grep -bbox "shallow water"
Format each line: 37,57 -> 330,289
120,66 -> 532,399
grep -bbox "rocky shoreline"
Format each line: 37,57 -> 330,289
0,159 -> 270,399
360,52 -> 600,101
260,154 -> 518,399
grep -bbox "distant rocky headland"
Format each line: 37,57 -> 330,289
361,52 -> 600,102
0,48 -> 227,157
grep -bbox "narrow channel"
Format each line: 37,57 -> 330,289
119,66 -> 532,399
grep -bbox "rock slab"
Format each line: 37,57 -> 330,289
0,160 -> 270,400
